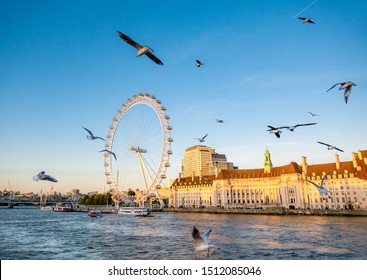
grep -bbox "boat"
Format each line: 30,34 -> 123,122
53,204 -> 74,212
118,206 -> 150,216
88,209 -> 102,217
40,205 -> 54,211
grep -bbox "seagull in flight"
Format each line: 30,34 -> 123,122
194,134 -> 208,143
327,81 -> 357,104
100,149 -> 117,160
303,170 -> 332,195
82,127 -> 105,141
196,59 -> 204,67
33,171 -> 58,183
267,126 -> 283,138
215,119 -> 224,123
192,226 -> 218,257
317,141 -> 344,152
116,31 -> 163,65
308,111 -> 320,117
298,17 -> 315,24
279,123 -> 317,132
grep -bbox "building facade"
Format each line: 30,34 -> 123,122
181,145 -> 233,178
167,149 -> 367,210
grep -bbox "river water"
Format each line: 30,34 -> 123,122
1,207 -> 366,260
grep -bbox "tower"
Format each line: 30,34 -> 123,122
264,147 -> 273,174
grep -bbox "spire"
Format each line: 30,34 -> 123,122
264,147 -> 273,174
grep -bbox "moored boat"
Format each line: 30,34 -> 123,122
40,205 -> 54,211
54,204 -> 74,212
118,206 -> 150,216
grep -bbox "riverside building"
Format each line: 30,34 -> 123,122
167,148 -> 367,210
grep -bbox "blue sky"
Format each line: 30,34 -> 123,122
1,0 -> 366,193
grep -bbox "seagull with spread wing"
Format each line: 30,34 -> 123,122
100,149 -> 117,161
82,127 -> 105,141
192,226 -> 218,257
327,81 -> 357,104
317,141 -> 344,152
267,126 -> 283,138
279,122 -> 317,132
308,111 -> 319,117
215,119 -> 224,123
194,134 -> 208,143
298,17 -> 315,24
196,59 -> 204,67
33,171 -> 58,183
303,170 -> 332,195
116,31 -> 163,65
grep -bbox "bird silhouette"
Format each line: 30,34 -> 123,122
317,141 -> 344,152
279,123 -> 317,132
82,127 -> 105,141
215,119 -> 224,123
116,31 -> 163,65
100,149 -> 117,160
194,134 -> 208,143
327,81 -> 357,104
196,59 -> 204,67
308,111 -> 320,117
267,126 -> 283,138
298,17 -> 315,24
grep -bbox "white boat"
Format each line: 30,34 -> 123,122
40,205 -> 54,211
118,206 -> 150,216
54,204 -> 74,212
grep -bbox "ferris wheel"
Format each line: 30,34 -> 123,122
103,93 -> 172,206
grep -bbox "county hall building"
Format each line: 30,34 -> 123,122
166,146 -> 367,210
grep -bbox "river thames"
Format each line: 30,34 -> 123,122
1,207 -> 366,260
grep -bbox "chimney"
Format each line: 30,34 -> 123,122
335,154 -> 341,170
352,152 -> 358,168
178,173 -> 182,181
358,150 -> 362,160
301,156 -> 308,176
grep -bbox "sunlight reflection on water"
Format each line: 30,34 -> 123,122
0,207 -> 366,260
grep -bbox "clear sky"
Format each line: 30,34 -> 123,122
1,0 -> 366,194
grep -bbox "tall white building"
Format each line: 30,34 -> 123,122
181,145 -> 233,178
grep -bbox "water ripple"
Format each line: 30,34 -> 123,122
1,207 -> 366,260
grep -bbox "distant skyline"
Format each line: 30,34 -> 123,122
1,0 -> 366,193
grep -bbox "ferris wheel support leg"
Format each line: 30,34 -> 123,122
137,152 -> 149,193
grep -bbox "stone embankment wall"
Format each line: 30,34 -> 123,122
162,207 -> 367,216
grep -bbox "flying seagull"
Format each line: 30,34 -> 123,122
215,119 -> 224,123
298,17 -> 315,24
327,81 -> 357,104
194,134 -> 208,143
196,59 -> 204,67
192,226 -> 218,257
267,126 -> 282,138
279,123 -> 317,132
33,171 -> 58,183
303,170 -> 332,195
317,141 -> 344,152
116,31 -> 163,65
82,127 -> 105,141
100,149 -> 117,160
308,111 -> 320,117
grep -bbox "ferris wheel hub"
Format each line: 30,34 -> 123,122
129,146 -> 147,153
